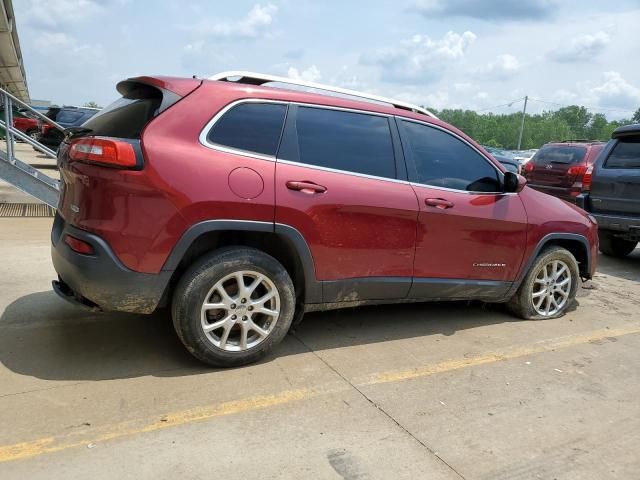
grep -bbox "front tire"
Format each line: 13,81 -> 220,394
172,247 -> 295,367
599,231 -> 637,258
508,247 -> 579,320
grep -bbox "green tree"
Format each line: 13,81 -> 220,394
83,101 -> 101,109
632,108 -> 640,123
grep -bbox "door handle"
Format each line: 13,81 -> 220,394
286,181 -> 327,194
425,198 -> 454,209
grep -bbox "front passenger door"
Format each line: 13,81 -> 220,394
397,119 -> 528,299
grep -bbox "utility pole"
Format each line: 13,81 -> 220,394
517,95 -> 528,150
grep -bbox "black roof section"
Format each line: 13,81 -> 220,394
612,123 -> 640,139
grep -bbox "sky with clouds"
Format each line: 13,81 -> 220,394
14,0 -> 640,119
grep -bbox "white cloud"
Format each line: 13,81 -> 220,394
361,31 -> 476,83
589,71 -> 640,109
549,31 -> 611,62
192,3 -> 277,39
481,54 -> 522,79
287,65 -> 322,82
20,0 -> 107,29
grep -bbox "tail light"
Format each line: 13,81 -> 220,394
68,137 -> 137,168
524,162 -> 534,174
567,165 -> 587,177
582,165 -> 594,192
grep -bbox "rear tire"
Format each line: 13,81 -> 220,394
172,247 -> 295,367
599,231 -> 637,258
507,247 -> 579,320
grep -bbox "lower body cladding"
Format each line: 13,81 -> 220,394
51,214 -> 170,313
51,213 -> 513,315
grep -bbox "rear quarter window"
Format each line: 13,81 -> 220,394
605,138 -> 640,169
532,146 -> 587,165
206,102 -> 287,157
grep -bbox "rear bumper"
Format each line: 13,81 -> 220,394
576,194 -> 640,239
51,213 -> 171,313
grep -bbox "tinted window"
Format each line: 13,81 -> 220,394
208,103 -> 286,156
605,138 -> 640,169
84,96 -> 160,139
289,107 -> 395,179
400,121 -> 501,192
56,110 -> 86,124
532,145 -> 586,165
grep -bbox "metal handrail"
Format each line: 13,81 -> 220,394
210,70 -> 439,119
0,118 -> 57,158
0,86 -> 64,131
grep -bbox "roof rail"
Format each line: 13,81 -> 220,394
209,71 -> 439,119
557,139 -> 604,143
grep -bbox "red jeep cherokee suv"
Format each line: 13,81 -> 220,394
51,72 -> 598,367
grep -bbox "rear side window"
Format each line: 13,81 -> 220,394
207,103 -> 287,157
532,146 -> 587,165
287,106 -> 395,179
605,138 -> 640,169
400,120 -> 501,192
82,82 -> 175,139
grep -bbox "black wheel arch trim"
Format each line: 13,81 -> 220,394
161,220 -> 322,303
506,232 -> 591,298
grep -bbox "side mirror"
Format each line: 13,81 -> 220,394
504,172 -> 526,193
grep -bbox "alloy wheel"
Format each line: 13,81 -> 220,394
531,260 -> 572,316
200,270 -> 280,352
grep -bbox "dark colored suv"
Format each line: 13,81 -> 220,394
524,141 -> 605,202
38,106 -> 99,148
577,125 -> 640,257
51,73 -> 598,367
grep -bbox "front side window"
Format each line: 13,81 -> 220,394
605,137 -> 640,169
207,103 -> 287,157
400,120 -> 501,192
289,106 -> 396,179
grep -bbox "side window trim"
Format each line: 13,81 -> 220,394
396,117 -> 505,194
199,99 -> 289,161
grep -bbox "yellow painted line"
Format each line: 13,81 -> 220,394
1,324 -> 639,463
0,388 -> 321,463
361,325 -> 640,385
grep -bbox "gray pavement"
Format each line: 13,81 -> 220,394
0,218 -> 639,479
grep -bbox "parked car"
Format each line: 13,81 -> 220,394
38,106 -> 99,148
13,113 -> 38,140
483,146 -> 521,174
577,125 -> 640,257
523,141 -> 605,203
51,73 -> 598,367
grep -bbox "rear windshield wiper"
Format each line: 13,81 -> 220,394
64,127 -> 93,139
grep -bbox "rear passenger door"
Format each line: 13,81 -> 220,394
590,136 -> 640,216
275,105 -> 419,302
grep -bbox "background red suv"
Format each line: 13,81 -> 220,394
51,74 -> 598,367
523,140 -> 605,202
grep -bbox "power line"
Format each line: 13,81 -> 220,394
528,97 -> 636,114
476,97 -> 525,112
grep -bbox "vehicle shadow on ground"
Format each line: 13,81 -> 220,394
595,249 -> 640,282
0,290 -> 560,383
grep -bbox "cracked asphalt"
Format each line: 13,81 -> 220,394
1,218 -> 639,479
